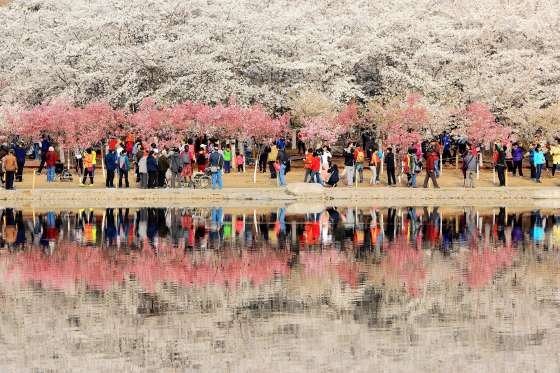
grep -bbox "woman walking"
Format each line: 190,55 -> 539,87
45,146 -> 58,183
494,142 -> 507,186
81,148 -> 95,186
533,144 -> 546,183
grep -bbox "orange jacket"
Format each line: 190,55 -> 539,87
3,154 -> 17,172
304,153 -> 313,169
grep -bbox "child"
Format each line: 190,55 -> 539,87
236,151 -> 244,172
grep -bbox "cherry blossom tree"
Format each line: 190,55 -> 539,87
461,102 -> 512,146
2,0 -> 557,136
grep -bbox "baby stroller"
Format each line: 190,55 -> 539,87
55,161 -> 73,182
188,169 -> 211,189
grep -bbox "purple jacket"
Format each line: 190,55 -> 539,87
512,147 -> 524,162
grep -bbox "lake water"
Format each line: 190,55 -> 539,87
1,206 -> 559,372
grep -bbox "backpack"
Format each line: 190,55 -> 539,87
356,150 -> 365,163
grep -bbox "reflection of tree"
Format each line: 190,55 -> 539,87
382,239 -> 426,296
298,249 -> 362,287
465,244 -> 514,288
2,243 -> 293,292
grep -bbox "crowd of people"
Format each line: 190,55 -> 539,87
1,132 -> 560,190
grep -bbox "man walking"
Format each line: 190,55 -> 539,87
343,143 -> 355,186
511,142 -> 524,176
494,142 -> 507,186
3,150 -> 17,190
104,148 -> 118,188
277,147 -> 290,187
117,151 -> 130,188
36,135 -> 50,174
209,147 -> 224,190
423,148 -> 440,188
13,140 -> 27,182
463,146 -> 477,188
384,147 -> 396,186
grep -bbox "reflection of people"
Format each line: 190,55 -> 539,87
531,210 -> 545,243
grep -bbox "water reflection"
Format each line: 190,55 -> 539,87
1,206 -> 560,371
1,206 -> 559,294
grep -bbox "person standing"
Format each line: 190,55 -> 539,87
321,146 -> 332,171
384,147 -> 396,186
208,147 -> 224,190
440,131 -> 452,165
138,151 -> 148,188
354,145 -> 366,183
147,151 -> 158,188
533,144 -> 546,183
463,146 -> 477,188
157,150 -> 169,187
91,147 -> 97,178
45,146 -> 58,183
550,140 -> 560,176
259,144 -> 270,173
81,148 -> 95,186
180,146 -> 192,185
223,145 -> 232,173
13,141 -> 27,182
117,151 -> 130,188
74,148 -> 84,175
236,151 -> 245,172
277,147 -> 290,187
104,148 -> 117,188
167,148 -> 180,188
3,150 -> 17,190
267,143 -> 278,179
406,148 -> 418,187
196,145 -> 207,172
494,142 -> 507,187
36,135 -> 50,174
423,148 -> 440,188
309,151 -> 322,185
511,142 -> 524,177
303,148 -> 313,182
369,146 -> 382,184
343,143 -> 355,186
527,143 -> 536,179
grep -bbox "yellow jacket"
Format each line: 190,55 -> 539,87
550,145 -> 560,164
267,145 -> 278,162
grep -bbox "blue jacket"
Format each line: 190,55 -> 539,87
104,152 -> 118,171
441,134 -> 451,150
147,156 -> 158,172
13,144 -> 27,162
41,139 -> 50,153
533,151 -> 545,165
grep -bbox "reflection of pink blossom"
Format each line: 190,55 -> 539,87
299,250 -> 361,287
383,240 -> 426,296
465,245 -> 514,288
2,243 -> 292,293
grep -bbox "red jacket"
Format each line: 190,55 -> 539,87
45,151 -> 58,167
311,157 -> 321,172
426,152 -> 438,172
